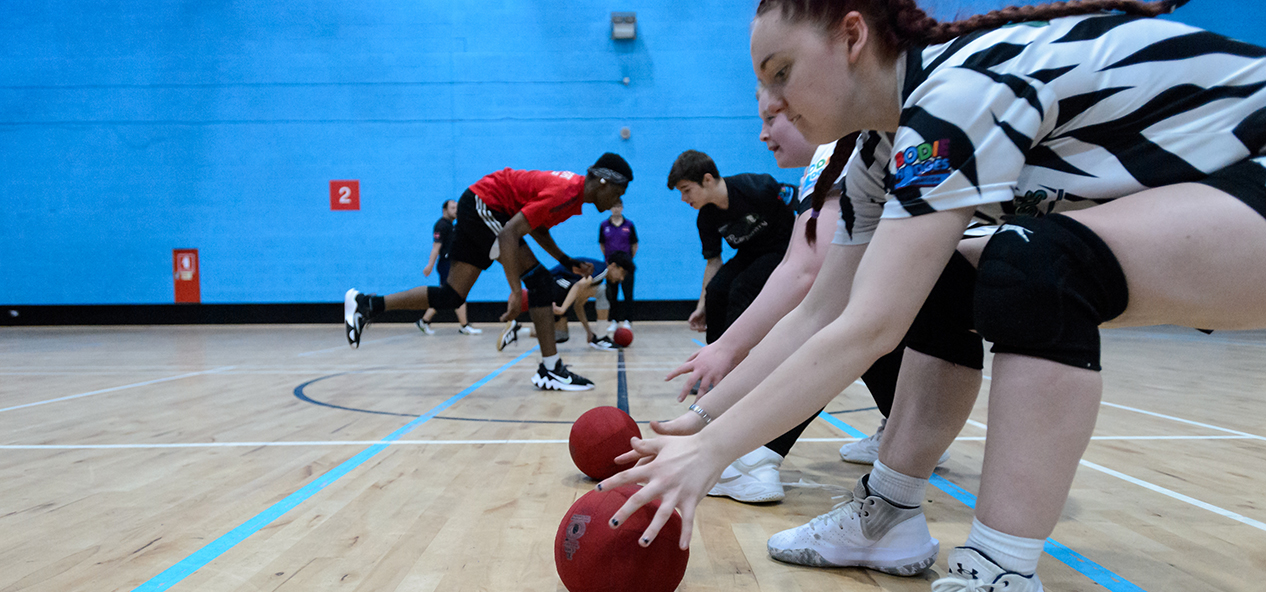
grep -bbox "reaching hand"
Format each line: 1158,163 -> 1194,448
572,261 -> 595,277
423,264 -> 433,277
665,343 -> 738,403
598,434 -> 728,550
552,303 -> 567,316
688,309 -> 706,332
648,410 -> 707,437
500,290 -> 522,322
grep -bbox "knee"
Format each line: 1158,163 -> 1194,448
426,284 -> 466,309
974,215 -> 1129,371
905,250 -> 984,370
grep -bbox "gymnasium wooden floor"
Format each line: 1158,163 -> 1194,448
2,321 -> 1265,591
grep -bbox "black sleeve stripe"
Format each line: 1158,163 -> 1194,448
962,42 -> 1028,71
902,50 -> 927,104
1027,65 -> 1077,84
1052,14 -> 1145,44
1054,87 -> 1131,131
1065,82 -> 1266,142
1027,144 -> 1096,178
859,132 -> 882,169
1103,32 -> 1266,71
1232,104 -> 1266,154
969,67 -> 1045,115
992,114 -> 1035,158
910,30 -> 993,101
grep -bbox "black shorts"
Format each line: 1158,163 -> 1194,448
450,189 -> 525,270
1197,156 -> 1266,219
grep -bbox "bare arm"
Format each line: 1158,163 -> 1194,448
497,213 -> 536,320
530,226 -> 592,275
690,257 -> 723,331
602,206 -> 977,548
667,198 -> 839,400
423,242 -> 442,277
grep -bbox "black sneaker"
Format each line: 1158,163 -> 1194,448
497,319 -> 521,352
532,360 -> 595,391
344,289 -> 372,348
588,335 -> 618,351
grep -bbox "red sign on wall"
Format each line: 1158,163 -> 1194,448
173,249 -> 200,303
330,180 -> 360,211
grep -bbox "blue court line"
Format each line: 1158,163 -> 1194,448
133,347 -> 539,592
616,349 -> 629,414
692,338 -> 706,348
821,415 -> 1147,592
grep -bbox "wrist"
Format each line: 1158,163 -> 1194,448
687,403 -> 713,426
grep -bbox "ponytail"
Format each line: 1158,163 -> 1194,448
805,133 -> 859,245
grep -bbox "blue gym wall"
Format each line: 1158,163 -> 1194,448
2,0 -> 1263,307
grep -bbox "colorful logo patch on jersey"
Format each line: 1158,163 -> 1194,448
779,185 -> 796,206
893,139 -> 952,190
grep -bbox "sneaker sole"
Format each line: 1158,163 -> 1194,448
531,376 -> 595,391
706,486 -> 785,503
767,538 -> 939,576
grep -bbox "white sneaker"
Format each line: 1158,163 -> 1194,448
606,321 -> 618,334
767,474 -> 939,575
459,324 -> 482,335
416,320 -> 436,335
839,418 -> 951,466
620,320 -> 632,329
707,447 -> 785,503
497,320 -> 521,351
933,547 -> 1043,591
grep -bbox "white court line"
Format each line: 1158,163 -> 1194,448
0,439 -> 570,449
0,366 -> 235,413
295,334 -> 413,357
1100,401 -> 1266,440
1080,460 -> 1266,532
967,414 -> 1266,533
4,434 -> 1254,451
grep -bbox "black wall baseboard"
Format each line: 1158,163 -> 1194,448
0,301 -> 698,326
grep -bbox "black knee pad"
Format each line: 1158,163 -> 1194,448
522,263 -> 554,308
426,283 -> 466,309
905,250 -> 984,370
974,214 -> 1129,371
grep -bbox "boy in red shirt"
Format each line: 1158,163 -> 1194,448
345,153 -> 632,391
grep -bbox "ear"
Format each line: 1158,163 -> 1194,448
836,11 -> 870,64
701,173 -> 716,188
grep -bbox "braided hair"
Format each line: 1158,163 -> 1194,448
756,0 -> 1190,52
805,133 -> 859,245
760,0 -> 1191,244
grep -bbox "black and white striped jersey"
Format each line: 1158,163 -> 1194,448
837,13 -> 1266,245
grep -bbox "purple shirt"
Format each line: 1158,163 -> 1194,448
598,217 -> 638,261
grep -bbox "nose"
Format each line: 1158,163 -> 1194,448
763,93 -> 788,116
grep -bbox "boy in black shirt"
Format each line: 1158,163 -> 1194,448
668,150 -> 796,344
418,199 -> 480,335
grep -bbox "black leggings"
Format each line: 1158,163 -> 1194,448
764,343 -> 903,457
705,250 -> 784,344
605,269 -> 635,322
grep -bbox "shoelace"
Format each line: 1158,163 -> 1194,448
807,493 -> 863,529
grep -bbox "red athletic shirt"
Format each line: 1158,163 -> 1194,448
469,169 -> 586,230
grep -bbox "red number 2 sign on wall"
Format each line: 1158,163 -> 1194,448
330,180 -> 360,211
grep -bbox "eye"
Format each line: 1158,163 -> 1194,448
772,65 -> 789,84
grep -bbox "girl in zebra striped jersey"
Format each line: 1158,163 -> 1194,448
601,1 -> 1266,589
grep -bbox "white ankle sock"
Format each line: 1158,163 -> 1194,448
868,460 -> 928,507
542,354 -> 560,368
964,517 -> 1043,575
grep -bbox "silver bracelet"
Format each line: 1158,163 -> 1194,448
687,404 -> 713,425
